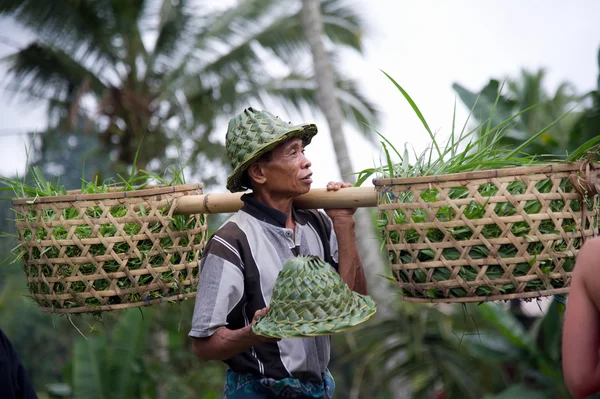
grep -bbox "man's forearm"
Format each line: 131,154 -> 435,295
192,326 -> 259,361
333,217 -> 368,295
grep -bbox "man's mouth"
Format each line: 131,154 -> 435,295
300,174 -> 313,184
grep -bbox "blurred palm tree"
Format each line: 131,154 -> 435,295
299,0 -> 389,312
569,47 -> 600,155
348,298 -> 600,399
452,68 -> 583,158
0,0 -> 378,183
348,301 -> 504,399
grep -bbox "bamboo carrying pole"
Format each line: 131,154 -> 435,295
173,186 -> 378,215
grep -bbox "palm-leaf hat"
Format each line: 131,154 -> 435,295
252,255 -> 377,339
225,107 -> 318,193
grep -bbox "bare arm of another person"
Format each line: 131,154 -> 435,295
562,237 -> 600,398
192,307 -> 279,361
325,181 -> 368,295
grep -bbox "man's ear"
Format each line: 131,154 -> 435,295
247,163 -> 267,186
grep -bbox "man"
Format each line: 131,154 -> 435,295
189,107 -> 368,398
562,236 -> 600,398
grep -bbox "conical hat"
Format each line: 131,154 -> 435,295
225,107 -> 318,193
252,255 -> 377,339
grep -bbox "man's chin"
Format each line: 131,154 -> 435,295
296,184 -> 311,196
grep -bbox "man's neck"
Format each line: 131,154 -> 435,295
251,190 -> 295,229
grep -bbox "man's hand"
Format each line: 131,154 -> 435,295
325,181 -> 356,220
249,307 -> 280,344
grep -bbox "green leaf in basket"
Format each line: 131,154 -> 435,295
528,255 -> 538,268
524,200 -> 542,214
427,287 -> 438,299
436,206 -> 455,222
478,183 -> 498,197
469,246 -> 490,259
414,269 -> 427,283
450,227 -> 472,240
540,261 -> 553,275
511,222 -> 530,236
442,249 -> 461,261
411,210 -> 427,223
464,201 -> 485,219
420,189 -> 439,202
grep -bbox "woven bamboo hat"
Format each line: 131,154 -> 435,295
225,107 -> 318,193
252,255 -> 377,339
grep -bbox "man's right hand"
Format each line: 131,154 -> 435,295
249,307 -> 281,344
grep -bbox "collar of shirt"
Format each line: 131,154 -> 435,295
240,193 -> 308,227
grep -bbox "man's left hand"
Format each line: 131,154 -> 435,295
324,181 -> 356,219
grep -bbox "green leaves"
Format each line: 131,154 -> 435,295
532,299 -> 565,364
477,303 -> 532,350
453,68 -> 585,158
382,70 -> 441,159
483,384 -> 549,399
356,70 -> 580,187
461,331 -> 523,362
452,79 -> 517,138
72,334 -> 107,399
71,309 -> 152,399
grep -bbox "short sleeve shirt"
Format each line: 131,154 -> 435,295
189,194 -> 339,383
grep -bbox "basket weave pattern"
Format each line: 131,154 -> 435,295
252,256 -> 376,338
373,164 -> 599,303
12,184 -> 207,313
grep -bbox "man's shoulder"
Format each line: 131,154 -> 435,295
212,212 -> 248,241
297,208 -> 333,231
203,214 -> 252,267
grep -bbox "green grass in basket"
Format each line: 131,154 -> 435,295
1,144 -> 204,310
359,71 -> 600,300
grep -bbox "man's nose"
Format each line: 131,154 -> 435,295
302,154 -> 312,168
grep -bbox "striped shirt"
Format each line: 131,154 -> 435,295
189,194 -> 339,383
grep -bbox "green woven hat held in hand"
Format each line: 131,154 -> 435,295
252,255 -> 377,339
225,107 -> 318,193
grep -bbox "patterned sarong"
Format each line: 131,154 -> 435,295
222,368 -> 335,398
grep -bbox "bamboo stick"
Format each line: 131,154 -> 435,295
174,186 -> 378,215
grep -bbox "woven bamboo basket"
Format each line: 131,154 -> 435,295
12,184 -> 208,314
373,163 -> 600,303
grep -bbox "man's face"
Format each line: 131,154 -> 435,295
261,137 -> 312,197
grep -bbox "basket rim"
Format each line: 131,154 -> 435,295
11,183 -> 203,206
372,162 -> 599,187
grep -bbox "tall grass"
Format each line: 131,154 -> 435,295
357,72 -> 599,185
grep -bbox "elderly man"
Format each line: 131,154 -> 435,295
189,107 -> 367,398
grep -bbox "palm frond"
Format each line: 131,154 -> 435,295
185,0 -> 365,81
229,72 -> 377,138
0,0 -> 118,64
1,42 -> 107,103
148,0 -> 193,65
321,0 -> 365,52
195,0 -> 278,40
